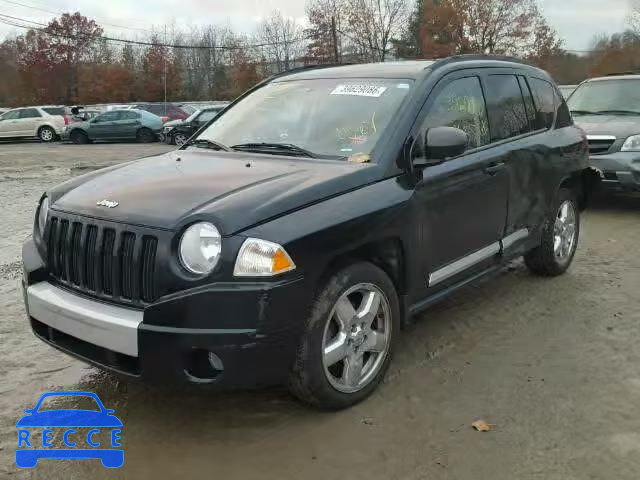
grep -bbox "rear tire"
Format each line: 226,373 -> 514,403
289,262 -> 400,410
70,130 -> 89,144
525,188 -> 580,276
137,127 -> 155,143
38,126 -> 56,142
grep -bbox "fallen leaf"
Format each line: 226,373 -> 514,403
471,419 -> 491,432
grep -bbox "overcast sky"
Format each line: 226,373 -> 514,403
0,0 -> 632,52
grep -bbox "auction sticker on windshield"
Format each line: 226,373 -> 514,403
330,84 -> 387,97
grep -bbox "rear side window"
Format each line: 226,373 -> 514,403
517,76 -> 537,130
484,75 -> 530,141
42,107 -> 65,116
148,104 -> 166,115
423,76 -> 490,150
20,108 -> 42,119
528,78 -> 555,129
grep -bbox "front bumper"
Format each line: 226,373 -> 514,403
22,238 -> 311,387
590,152 -> 640,192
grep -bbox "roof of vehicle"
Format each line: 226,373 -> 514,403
584,74 -> 640,82
276,56 -> 544,81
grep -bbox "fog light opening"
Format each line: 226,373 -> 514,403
184,349 -> 224,383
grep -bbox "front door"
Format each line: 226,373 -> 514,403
89,111 -> 121,140
0,109 -> 22,137
414,74 -> 509,289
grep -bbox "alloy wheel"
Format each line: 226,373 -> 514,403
322,283 -> 392,394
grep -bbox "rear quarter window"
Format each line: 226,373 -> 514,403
42,107 -> 65,116
528,78 -> 555,130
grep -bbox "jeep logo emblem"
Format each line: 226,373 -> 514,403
96,200 -> 118,208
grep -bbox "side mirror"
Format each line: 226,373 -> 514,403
414,126 -> 468,167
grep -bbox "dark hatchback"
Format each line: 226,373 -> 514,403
567,74 -> 640,193
164,106 -> 227,146
23,57 -> 594,409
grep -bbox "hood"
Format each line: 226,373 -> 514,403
164,118 -> 183,128
573,114 -> 640,138
51,150 -> 379,234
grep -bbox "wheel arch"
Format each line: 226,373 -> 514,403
559,168 -> 600,210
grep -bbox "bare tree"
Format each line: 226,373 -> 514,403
305,0 -> 349,63
345,0 -> 409,61
629,0 -> 640,33
257,11 -> 305,73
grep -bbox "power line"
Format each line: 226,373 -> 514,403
0,0 -> 156,34
0,13 -> 310,50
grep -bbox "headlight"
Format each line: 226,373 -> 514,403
234,238 -> 296,277
179,222 -> 222,275
621,134 -> 640,152
38,196 -> 49,234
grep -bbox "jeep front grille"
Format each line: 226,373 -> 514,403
46,215 -> 158,305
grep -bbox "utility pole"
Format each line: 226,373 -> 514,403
163,25 -> 168,116
331,16 -> 340,64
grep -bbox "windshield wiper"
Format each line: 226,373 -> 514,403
185,138 -> 233,152
570,110 -> 600,115
593,110 -> 640,116
231,142 -> 319,158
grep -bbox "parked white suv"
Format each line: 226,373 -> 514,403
0,106 -> 67,142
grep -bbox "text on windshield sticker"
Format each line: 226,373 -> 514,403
330,84 -> 387,98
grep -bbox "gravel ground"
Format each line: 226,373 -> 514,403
0,141 -> 639,479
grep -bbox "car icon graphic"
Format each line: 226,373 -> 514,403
16,391 -> 123,468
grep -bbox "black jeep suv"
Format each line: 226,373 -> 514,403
22,57 -> 593,409
567,74 -> 640,193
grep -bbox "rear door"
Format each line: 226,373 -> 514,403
17,108 -> 43,136
479,71 -> 539,253
90,111 -> 121,139
115,110 -> 141,138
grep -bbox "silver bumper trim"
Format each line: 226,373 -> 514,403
27,282 -> 143,357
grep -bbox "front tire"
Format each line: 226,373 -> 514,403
525,188 -> 580,276
38,126 -> 56,142
289,262 -> 400,410
174,132 -> 188,146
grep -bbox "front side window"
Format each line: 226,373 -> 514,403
197,78 -> 413,158
484,75 -> 530,141
422,76 -> 490,150
20,108 -> 42,119
567,79 -> 640,116
197,109 -> 220,123
1,110 -> 21,120
529,77 -> 556,129
95,111 -> 120,122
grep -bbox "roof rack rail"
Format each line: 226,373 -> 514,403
605,71 -> 640,76
432,54 -> 534,68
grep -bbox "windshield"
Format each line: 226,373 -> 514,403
567,79 -> 640,114
185,110 -> 201,122
195,78 -> 413,158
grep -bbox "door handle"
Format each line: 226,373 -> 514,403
484,162 -> 506,176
